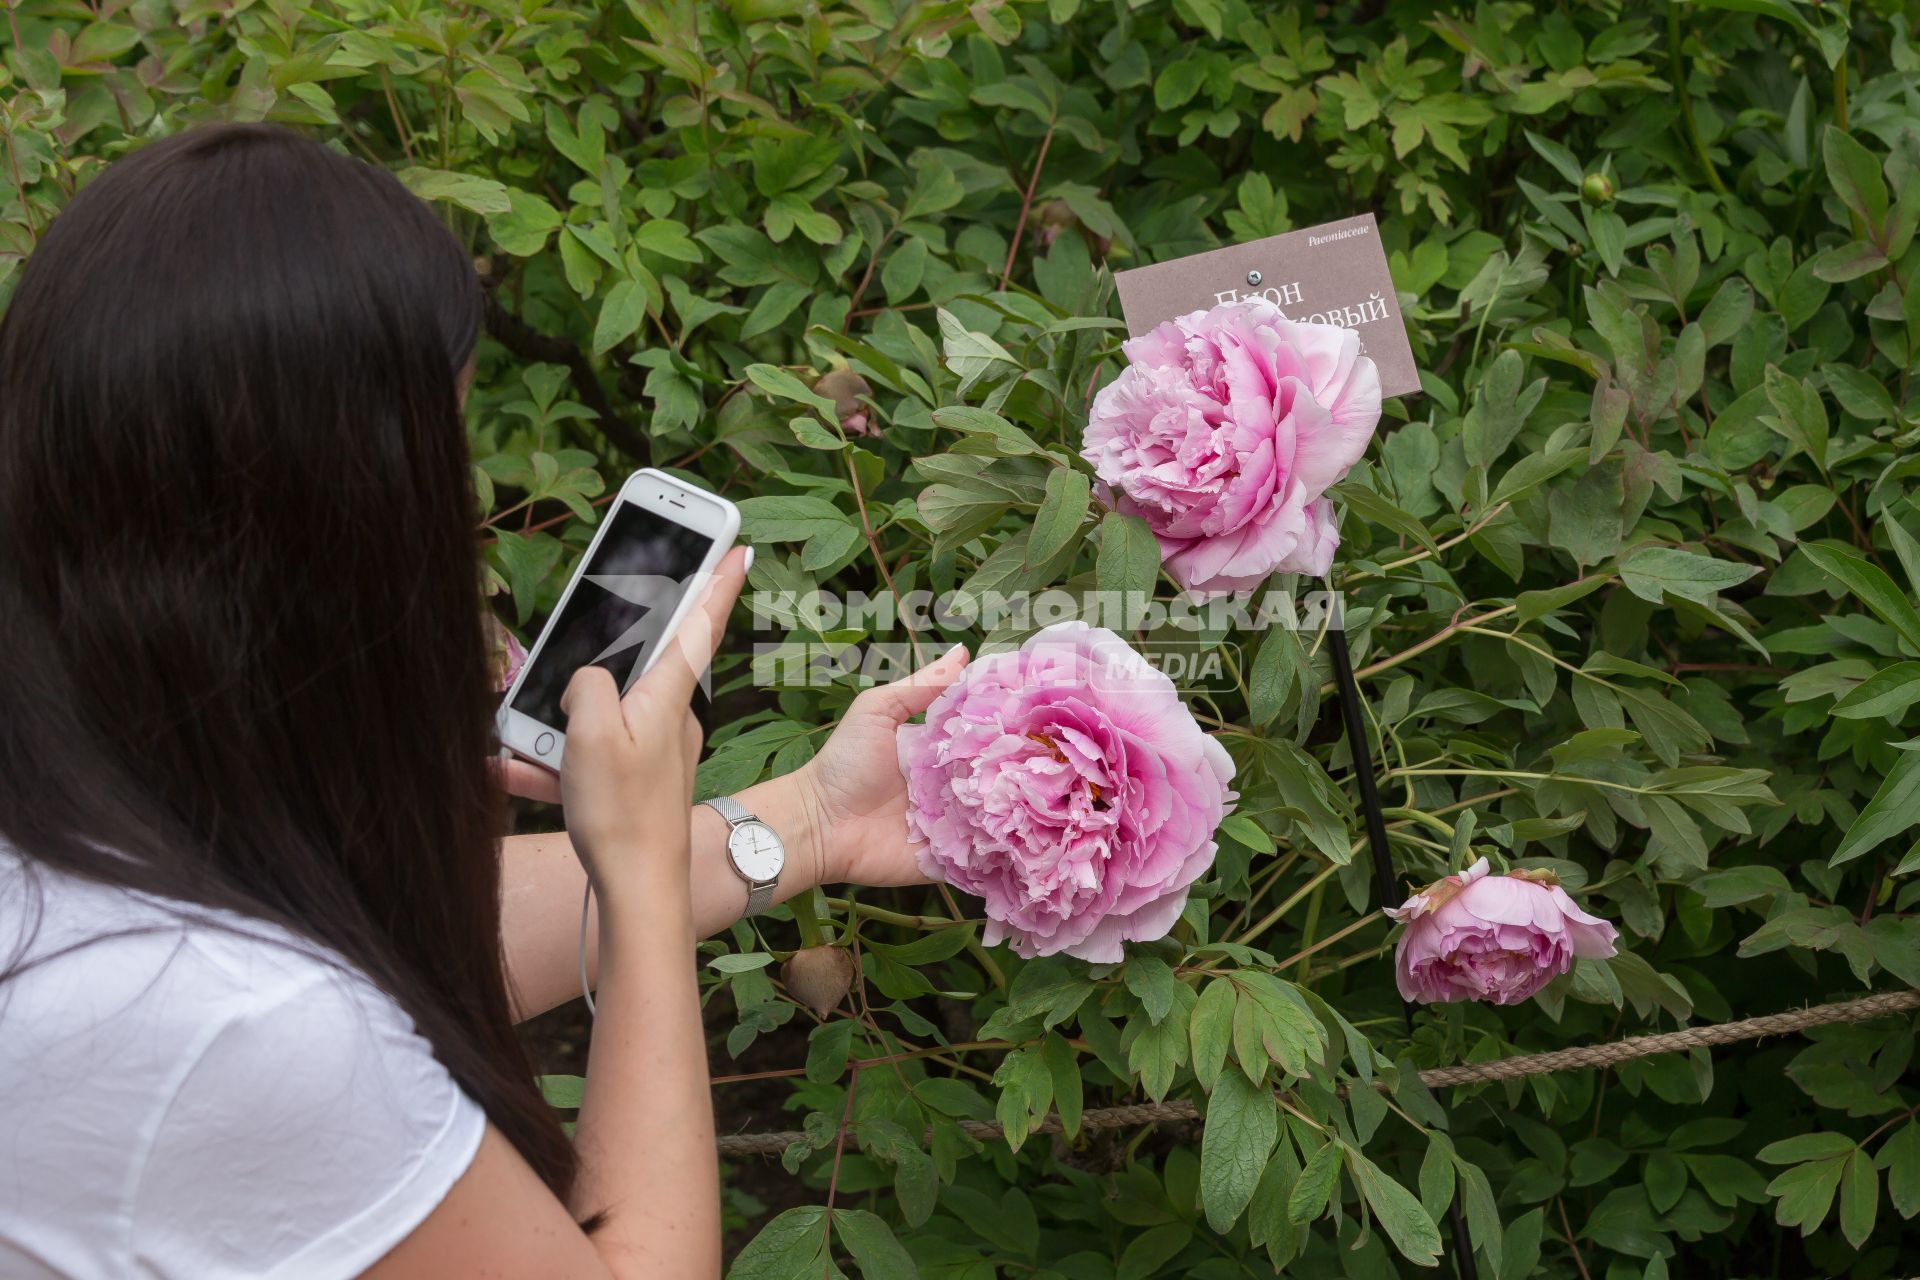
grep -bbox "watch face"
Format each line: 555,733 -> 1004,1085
729,820 -> 784,881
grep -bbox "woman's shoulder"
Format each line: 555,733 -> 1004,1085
2,845 -> 357,1028
0,850 -> 487,1280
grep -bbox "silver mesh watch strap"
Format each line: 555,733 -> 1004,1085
701,796 -> 777,916
702,794 -> 750,824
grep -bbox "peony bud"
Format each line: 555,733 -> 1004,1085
782,945 -> 857,1018
812,368 -> 875,438
1385,858 -> 1618,1005
487,615 -> 527,693
1033,198 -> 1111,259
1580,173 -> 1614,207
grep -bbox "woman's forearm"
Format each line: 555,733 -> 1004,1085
566,889 -> 719,1274
501,772 -> 830,1021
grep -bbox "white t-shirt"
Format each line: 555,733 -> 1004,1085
0,848 -> 487,1279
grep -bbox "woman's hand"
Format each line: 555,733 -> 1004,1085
555,548 -> 746,910
788,642 -> 969,890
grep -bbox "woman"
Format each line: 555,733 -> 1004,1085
0,124 -> 962,1278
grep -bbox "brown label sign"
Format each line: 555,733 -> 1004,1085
1112,213 -> 1419,398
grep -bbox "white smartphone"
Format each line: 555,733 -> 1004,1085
497,468 -> 740,771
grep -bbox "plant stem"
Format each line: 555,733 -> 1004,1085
1282,899 -> 1382,974
1667,3 -> 1729,196
999,123 -> 1056,290
1235,862 -> 1340,945
845,450 -> 922,664
828,897 -> 969,930
1318,603 -> 1519,696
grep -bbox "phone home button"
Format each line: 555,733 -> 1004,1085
534,732 -> 556,756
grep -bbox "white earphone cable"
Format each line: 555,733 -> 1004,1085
579,878 -> 595,1016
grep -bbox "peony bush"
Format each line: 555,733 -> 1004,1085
8,2 -> 1920,1277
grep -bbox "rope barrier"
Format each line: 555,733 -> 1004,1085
715,988 -> 1920,1158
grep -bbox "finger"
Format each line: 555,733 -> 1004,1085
852,642 -> 969,724
491,756 -> 563,804
560,665 -> 624,749
630,544 -> 748,711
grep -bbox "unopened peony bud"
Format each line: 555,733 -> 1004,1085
782,945 -> 856,1017
1580,173 -> 1614,207
812,368 -> 875,438
1036,199 -> 1077,250
1385,858 -> 1618,1005
487,615 -> 527,692
1033,199 -> 1110,258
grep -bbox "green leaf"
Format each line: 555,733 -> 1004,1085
1027,467 -> 1091,568
1833,662 -> 1920,719
1124,954 -> 1181,1024
1200,1069 -> 1279,1232
1116,1222 -> 1193,1280
881,236 -> 928,304
1491,446 -> 1584,504
1824,126 -> 1890,233
1096,511 -> 1161,597
1760,365 -> 1830,471
1289,1141 -> 1342,1224
1189,979 -> 1236,1091
1346,1147 -> 1444,1267
745,363 -> 840,419
1042,1034 -> 1083,1140
592,278 -> 649,354
1800,541 -> 1920,652
729,1205 -> 829,1278
931,405 -> 1049,458
1689,865 -> 1792,908
537,1074 -> 585,1108
834,1208 -> 919,1279
936,309 -> 1018,391
1832,743 -> 1920,865
1770,1155 -> 1848,1234
992,1045 -> 1053,1152
398,167 -> 511,216
1879,1121 -> 1920,1219
1453,1157 -> 1504,1272
1759,1132 -> 1859,1164
1619,547 -> 1759,605
1840,1148 -> 1879,1248
1646,1151 -> 1687,1213
806,1018 -> 856,1084
633,219 -> 704,263
487,189 -> 564,257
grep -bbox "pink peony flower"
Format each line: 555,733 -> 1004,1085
898,621 -> 1236,962
1081,296 -> 1382,594
1386,858 -> 1619,1005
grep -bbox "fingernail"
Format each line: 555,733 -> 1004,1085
943,642 -> 967,664
742,545 -> 756,574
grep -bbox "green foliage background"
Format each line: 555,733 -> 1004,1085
8,0 -> 1920,1275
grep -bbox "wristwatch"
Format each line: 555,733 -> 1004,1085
701,796 -> 785,916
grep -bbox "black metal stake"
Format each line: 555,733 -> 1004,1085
1324,625 -> 1480,1280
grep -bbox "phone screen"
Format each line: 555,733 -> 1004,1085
508,501 -> 716,730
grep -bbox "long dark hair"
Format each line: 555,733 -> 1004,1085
0,125 -> 577,1199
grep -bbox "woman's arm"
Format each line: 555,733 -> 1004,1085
500,774 -> 825,1021
371,550 -> 752,1279
500,644 -> 968,1022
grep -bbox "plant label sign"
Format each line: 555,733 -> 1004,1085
1112,213 -> 1420,398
